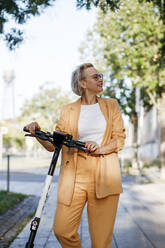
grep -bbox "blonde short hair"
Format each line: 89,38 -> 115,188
71,63 -> 94,96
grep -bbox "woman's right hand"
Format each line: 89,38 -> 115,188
25,122 -> 41,135
25,122 -> 54,152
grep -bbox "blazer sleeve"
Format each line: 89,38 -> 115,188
111,99 -> 126,151
100,99 -> 126,154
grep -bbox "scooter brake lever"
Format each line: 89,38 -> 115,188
25,133 -> 54,145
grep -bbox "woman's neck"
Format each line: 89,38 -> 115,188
81,94 -> 97,105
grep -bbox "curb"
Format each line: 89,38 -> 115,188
0,195 -> 39,248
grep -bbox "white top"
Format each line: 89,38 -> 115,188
78,103 -> 106,146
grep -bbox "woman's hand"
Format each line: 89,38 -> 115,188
25,122 -> 41,135
85,141 -> 100,154
25,122 -> 55,152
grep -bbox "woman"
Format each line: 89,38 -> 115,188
25,63 -> 125,248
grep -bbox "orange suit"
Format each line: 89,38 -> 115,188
53,96 -> 125,248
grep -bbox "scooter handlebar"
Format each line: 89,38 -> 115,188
23,126 -> 29,132
23,127 -> 87,152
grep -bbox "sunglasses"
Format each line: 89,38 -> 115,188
87,73 -> 103,81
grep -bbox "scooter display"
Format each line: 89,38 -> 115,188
23,127 -> 86,248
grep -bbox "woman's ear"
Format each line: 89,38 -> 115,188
79,80 -> 86,89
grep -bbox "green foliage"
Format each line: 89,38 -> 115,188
76,0 -> 120,12
18,85 -> 72,131
0,190 -> 27,215
77,0 -> 165,21
0,0 -> 56,49
1,0 -> 164,52
80,0 -> 165,117
1,86 -> 72,153
78,0 -> 165,67
1,121 -> 26,151
140,0 -> 165,22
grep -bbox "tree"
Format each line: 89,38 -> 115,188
19,84 -> 72,131
76,0 -> 120,12
1,120 -> 26,153
0,0 -> 56,49
77,0 -> 165,70
1,0 -> 164,52
76,0 -> 165,21
79,0 -> 165,169
1,85 -> 72,154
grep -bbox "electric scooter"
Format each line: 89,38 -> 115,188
23,127 -> 86,248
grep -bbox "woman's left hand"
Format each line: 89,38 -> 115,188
85,141 -> 100,154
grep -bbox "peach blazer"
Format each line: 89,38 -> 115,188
55,96 -> 126,206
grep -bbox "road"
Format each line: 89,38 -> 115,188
0,171 -> 58,183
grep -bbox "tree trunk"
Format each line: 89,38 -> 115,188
131,112 -> 143,175
133,121 -> 138,166
159,91 -> 165,177
132,115 -> 138,169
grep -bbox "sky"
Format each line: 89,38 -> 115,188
0,0 -> 97,119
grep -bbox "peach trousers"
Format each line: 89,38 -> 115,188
53,152 -> 119,248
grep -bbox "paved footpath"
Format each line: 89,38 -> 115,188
1,168 -> 165,248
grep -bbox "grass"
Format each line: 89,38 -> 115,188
0,190 -> 27,215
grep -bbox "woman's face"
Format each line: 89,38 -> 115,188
81,67 -> 103,95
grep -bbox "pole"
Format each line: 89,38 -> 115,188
139,100 -> 144,176
7,154 -> 10,192
0,132 -> 2,167
136,88 -> 142,176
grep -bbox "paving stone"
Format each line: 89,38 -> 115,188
9,182 -> 59,248
2,169 -> 164,248
111,237 -> 117,248
45,240 -> 61,248
9,238 -> 26,248
114,202 -> 154,248
119,186 -> 165,248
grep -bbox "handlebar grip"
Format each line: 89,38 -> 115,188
79,146 -> 87,152
23,127 -> 45,138
23,127 -> 29,132
23,127 -> 41,135
76,140 -> 86,147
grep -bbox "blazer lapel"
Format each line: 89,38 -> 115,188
97,96 -> 108,122
97,96 -> 111,146
69,98 -> 81,139
69,96 -> 112,146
